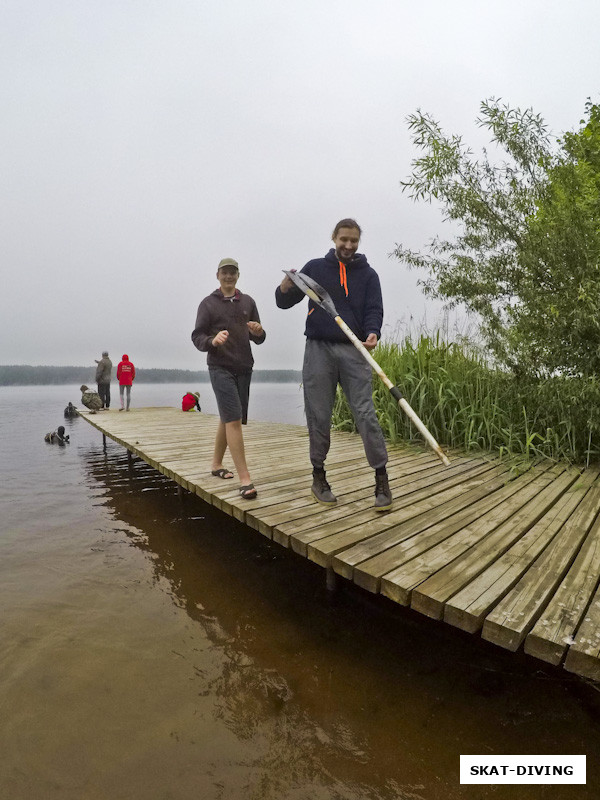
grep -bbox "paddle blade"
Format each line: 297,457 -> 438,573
282,270 -> 338,318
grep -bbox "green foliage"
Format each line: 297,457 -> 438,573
395,98 -> 600,377
515,100 -> 600,376
332,334 -> 600,464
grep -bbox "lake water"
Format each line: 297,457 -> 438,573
1,383 -> 599,799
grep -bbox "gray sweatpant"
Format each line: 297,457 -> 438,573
302,339 -> 388,470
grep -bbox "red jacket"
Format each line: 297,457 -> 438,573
117,354 -> 135,386
182,392 -> 200,412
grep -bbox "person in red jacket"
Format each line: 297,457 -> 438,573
182,391 -> 201,412
117,354 -> 135,411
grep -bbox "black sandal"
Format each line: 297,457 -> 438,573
239,484 -> 257,499
211,468 -> 234,479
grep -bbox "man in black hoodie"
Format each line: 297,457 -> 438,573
275,219 -> 391,511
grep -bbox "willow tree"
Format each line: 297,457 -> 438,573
395,98 -> 600,377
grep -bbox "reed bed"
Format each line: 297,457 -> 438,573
332,333 -> 600,464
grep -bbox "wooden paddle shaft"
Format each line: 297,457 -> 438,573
334,315 -> 451,467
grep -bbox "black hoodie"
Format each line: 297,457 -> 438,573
275,248 -> 383,343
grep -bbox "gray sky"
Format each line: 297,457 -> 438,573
2,0 -> 599,371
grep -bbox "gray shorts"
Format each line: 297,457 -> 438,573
209,367 -> 252,424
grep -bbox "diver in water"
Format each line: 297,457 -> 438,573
44,426 -> 70,445
64,402 -> 78,418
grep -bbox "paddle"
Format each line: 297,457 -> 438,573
283,269 -> 451,466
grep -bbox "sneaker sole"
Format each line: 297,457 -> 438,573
374,502 -> 393,512
311,489 -> 337,506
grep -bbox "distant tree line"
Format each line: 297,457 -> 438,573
0,365 -> 301,386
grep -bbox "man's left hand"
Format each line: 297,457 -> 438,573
363,333 -> 378,351
247,321 -> 264,336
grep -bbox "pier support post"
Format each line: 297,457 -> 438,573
102,434 -> 107,450
177,484 -> 184,502
326,566 -> 337,592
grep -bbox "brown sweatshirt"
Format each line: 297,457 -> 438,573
191,289 -> 265,374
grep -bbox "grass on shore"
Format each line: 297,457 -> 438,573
332,333 -> 600,465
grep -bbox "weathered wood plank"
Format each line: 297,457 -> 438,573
412,467 -> 582,622
411,468 -> 578,619
563,585 -> 600,681
525,520 -> 600,665
341,463 -> 526,590
516,471 -> 600,664
258,454 -> 449,542
479,469 -> 600,652
285,459 -> 486,555
214,454 -> 402,532
444,469 -> 599,637
297,461 -> 492,563
380,464 -> 565,607
265,455 -> 452,543
306,461 -> 501,565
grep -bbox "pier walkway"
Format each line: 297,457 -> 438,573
79,406 -> 600,682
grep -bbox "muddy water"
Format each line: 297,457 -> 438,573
1,384 -> 598,799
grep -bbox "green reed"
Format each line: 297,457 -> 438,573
332,332 -> 600,464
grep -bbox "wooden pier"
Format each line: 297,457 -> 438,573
78,406 -> 600,682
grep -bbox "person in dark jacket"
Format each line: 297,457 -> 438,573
191,258 -> 265,499
275,219 -> 391,510
95,351 -> 112,408
117,354 -> 135,411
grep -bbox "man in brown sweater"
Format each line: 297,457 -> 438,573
191,258 -> 266,499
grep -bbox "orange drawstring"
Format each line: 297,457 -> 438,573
339,261 -> 348,296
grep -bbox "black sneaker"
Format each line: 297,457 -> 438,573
374,472 -> 392,511
311,469 -> 337,506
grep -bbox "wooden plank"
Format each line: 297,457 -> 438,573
243,449 -> 422,506
206,451 -> 409,528
479,470 -> 600,652
340,462 -> 526,590
411,467 -> 579,619
444,469 -> 599,636
304,462 -> 499,567
525,512 -> 600,665
280,457 -> 484,539
564,584 -> 600,681
380,464 -> 565,607
292,460 -> 491,561
412,467 -> 582,622
247,455 -> 442,540
265,455 -> 456,543
516,470 -> 600,664
258,454 -> 451,542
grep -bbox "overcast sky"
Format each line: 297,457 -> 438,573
2,0 -> 599,371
